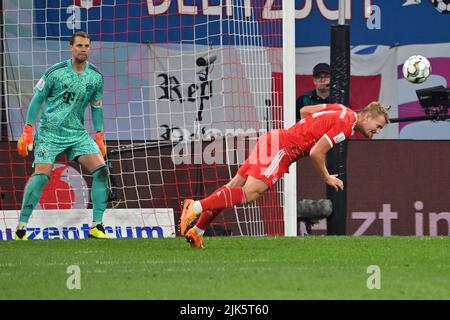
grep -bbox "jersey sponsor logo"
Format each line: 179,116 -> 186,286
36,78 -> 45,91
333,132 -> 346,144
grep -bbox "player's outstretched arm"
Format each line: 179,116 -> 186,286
309,136 -> 344,191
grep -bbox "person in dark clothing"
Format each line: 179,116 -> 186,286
296,62 -> 331,122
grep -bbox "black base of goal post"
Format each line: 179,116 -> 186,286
327,24 -> 350,235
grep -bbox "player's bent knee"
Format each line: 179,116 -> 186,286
243,190 -> 262,204
92,164 -> 109,182
32,173 -> 50,187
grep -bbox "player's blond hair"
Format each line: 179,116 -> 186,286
361,101 -> 390,123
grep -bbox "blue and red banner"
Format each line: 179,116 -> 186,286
34,0 -> 450,46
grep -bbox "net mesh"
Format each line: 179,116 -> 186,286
1,0 -> 285,236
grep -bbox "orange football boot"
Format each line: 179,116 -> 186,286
179,199 -> 198,236
185,227 -> 204,249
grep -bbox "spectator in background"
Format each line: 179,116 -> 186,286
296,63 -> 331,122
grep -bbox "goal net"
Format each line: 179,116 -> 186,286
1,0 -> 287,238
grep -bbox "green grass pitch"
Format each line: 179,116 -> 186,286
1,236 -> 450,300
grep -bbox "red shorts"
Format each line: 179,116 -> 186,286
237,130 -> 292,187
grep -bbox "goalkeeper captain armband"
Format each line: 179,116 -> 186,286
17,124 -> 34,157
95,131 -> 107,157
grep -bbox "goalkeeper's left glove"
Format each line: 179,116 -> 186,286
95,131 -> 107,157
17,124 -> 34,157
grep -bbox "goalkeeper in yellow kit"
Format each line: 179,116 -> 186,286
15,31 -> 110,240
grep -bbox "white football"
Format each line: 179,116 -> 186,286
402,55 -> 432,84
432,0 -> 450,14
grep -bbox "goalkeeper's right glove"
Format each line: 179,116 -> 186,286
95,131 -> 107,157
17,124 -> 34,157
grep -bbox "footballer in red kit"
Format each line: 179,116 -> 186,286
180,101 -> 389,248
238,103 -> 357,188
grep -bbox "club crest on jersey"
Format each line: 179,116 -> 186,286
333,132 -> 346,144
36,78 -> 45,91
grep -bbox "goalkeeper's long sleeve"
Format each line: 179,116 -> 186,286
25,94 -> 45,125
91,105 -> 104,132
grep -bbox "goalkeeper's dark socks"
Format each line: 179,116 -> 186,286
200,186 -> 246,211
196,210 -> 221,230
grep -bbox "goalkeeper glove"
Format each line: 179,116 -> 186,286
95,131 -> 107,157
17,124 -> 34,157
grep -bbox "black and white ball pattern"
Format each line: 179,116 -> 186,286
402,55 -> 432,84
432,0 -> 450,14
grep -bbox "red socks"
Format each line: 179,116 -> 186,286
196,186 -> 247,231
199,186 -> 247,212
196,209 -> 221,230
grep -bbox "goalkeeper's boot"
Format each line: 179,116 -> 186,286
185,227 -> 204,249
14,229 -> 28,241
89,224 -> 110,239
179,199 -> 198,236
